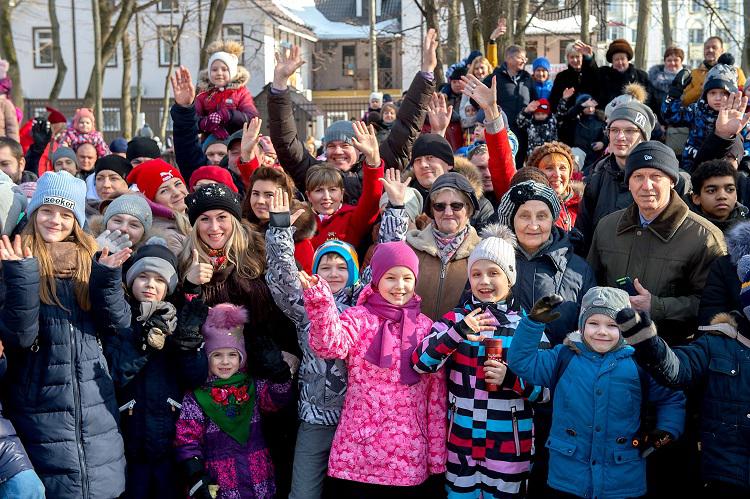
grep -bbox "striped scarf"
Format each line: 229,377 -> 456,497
432,225 -> 469,265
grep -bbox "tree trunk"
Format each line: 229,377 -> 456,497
48,0 -> 67,104
462,0 -> 482,52
445,0 -> 460,65
661,0 -> 672,48
0,0 -> 23,111
160,15 -> 188,140
580,0 -> 590,45
743,0 -> 750,76
120,30 -> 132,138
634,0 -> 649,69
133,11 -> 143,133
200,0 -> 228,68
91,0 -> 103,126
513,0 -> 528,46
479,0 -> 503,58
422,0 -> 444,87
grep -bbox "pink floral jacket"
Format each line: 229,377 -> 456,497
303,280 -> 447,486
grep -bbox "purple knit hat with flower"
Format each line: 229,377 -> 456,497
370,241 -> 420,286
202,303 -> 248,369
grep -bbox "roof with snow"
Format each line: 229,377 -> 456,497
525,15 -> 599,35
275,0 -> 401,40
254,0 -> 317,38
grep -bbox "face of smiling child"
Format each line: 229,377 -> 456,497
469,260 -> 510,303
377,266 -> 416,305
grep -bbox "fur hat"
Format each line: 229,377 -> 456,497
467,224 -> 518,286
203,303 -> 248,369
527,141 -> 575,172
606,39 -> 634,62
313,239 -> 360,288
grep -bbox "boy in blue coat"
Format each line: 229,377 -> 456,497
508,287 -> 685,499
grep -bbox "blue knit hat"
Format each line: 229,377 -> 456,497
322,120 -> 356,146
532,57 -> 551,72
109,137 -> 128,154
50,147 -> 79,170
575,93 -> 593,107
313,240 -> 360,288
201,134 -> 225,153
27,171 -> 87,227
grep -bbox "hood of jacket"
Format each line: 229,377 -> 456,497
197,65 -> 250,92
406,222 -> 480,260
700,311 -> 750,348
725,219 -> 750,264
616,190 -> 691,242
685,195 -> 748,233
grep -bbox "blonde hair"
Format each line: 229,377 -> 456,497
22,212 -> 97,311
469,57 -> 492,78
179,217 -> 266,281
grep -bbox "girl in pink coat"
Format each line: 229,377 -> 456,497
300,241 -> 447,495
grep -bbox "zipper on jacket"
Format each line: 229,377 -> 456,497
447,395 -> 457,437
119,400 -> 136,416
511,406 -> 521,457
167,397 -> 182,412
435,262 -> 448,312
70,323 -> 89,498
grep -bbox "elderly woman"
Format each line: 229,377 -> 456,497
526,142 -> 581,231
649,46 -> 686,110
549,41 -> 597,111
584,39 -> 654,111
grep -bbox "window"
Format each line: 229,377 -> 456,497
101,108 -> 121,132
378,40 -> 393,69
222,24 -> 244,64
717,0 -> 730,10
342,45 -> 355,77
689,28 -> 705,44
33,28 -> 54,68
157,0 -> 178,12
690,0 -> 702,12
158,26 -> 180,67
559,38 -> 574,62
607,27 -> 624,41
525,41 -> 538,62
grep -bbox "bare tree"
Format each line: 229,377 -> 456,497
200,0 -> 229,68
580,0 -> 590,44
513,0 -> 528,46
120,30 -> 133,138
462,0 -> 482,52
159,11 -> 189,140
744,0 -> 750,75
634,0 -> 649,69
0,0 -> 22,110
414,0 -> 445,86
479,0 -> 504,57
48,0 -> 67,104
92,0 -> 103,126
133,11 -> 144,134
445,0 -> 460,65
661,0 -> 672,48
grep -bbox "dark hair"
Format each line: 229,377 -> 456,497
705,36 -> 724,47
663,46 -> 685,61
242,167 -> 296,222
0,137 -> 23,162
691,159 -> 738,193
305,163 -> 344,192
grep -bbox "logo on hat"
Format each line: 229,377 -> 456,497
160,171 -> 175,182
644,154 -> 653,161
633,112 -> 647,128
42,195 -> 75,211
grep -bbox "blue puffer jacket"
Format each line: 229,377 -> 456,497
512,226 -> 596,345
0,258 -> 126,498
0,353 -> 33,484
631,311 -> 750,490
508,318 -> 685,499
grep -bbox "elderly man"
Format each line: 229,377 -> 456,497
682,36 -> 747,105
588,141 -> 725,345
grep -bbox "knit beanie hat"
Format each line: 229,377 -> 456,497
0,170 -> 26,236
208,51 -> 239,81
189,165 -> 239,193
369,91 -> 384,103
126,159 -> 185,201
313,239 -> 360,288
532,57 -> 551,72
606,38 -> 634,62
322,120 -> 356,146
425,172 -> 480,216
45,106 -> 66,125
126,137 -> 161,161
109,137 -> 128,154
201,134 -> 225,153
467,224 -> 518,286
95,155 -> 133,180
124,237 -> 179,295
449,65 -> 468,81
496,180 -> 561,230
370,241 -> 420,286
703,63 -> 738,99
607,101 -> 656,140
50,147 -> 79,170
103,193 -> 153,232
536,98 -> 551,116
575,93 -> 593,107
624,141 -> 680,184
185,182 -> 242,225
578,286 -> 631,332
379,186 -> 424,222
73,108 -> 95,128
412,133 -> 455,167
203,303 -> 248,369
27,171 -> 87,228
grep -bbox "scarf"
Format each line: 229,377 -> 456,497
194,373 -> 256,444
362,289 -> 422,385
207,247 -> 228,272
432,225 -> 469,265
46,241 -> 79,278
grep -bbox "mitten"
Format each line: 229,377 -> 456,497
667,69 -> 692,99
96,229 -> 132,253
528,295 -> 563,323
172,296 -> 208,351
31,117 -> 51,147
180,457 -> 213,499
248,335 -> 291,382
215,107 -> 232,123
199,114 -> 221,133
616,308 -> 657,345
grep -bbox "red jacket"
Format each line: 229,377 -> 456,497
557,190 -> 580,232
486,124 -> 516,198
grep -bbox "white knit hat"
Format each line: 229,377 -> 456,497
467,224 -> 518,285
208,51 -> 239,81
369,91 -> 383,102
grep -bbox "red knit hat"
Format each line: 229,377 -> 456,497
73,108 -> 95,128
126,159 -> 186,201
189,165 -> 238,193
536,98 -> 551,115
45,106 -> 66,125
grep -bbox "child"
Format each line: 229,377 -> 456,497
91,237 -> 208,498
175,303 -> 292,499
56,107 -> 109,157
300,241 -> 446,494
564,93 -> 606,174
532,57 -> 553,100
507,288 -> 685,499
688,159 -> 748,232
516,92 -> 572,158
618,261 -> 750,497
195,40 -> 259,140
412,225 -> 549,498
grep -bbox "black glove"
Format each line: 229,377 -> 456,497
528,295 -> 563,324
615,308 -> 657,346
172,297 -> 208,351
180,457 -> 213,499
667,69 -> 692,99
248,335 -> 291,382
636,429 -> 674,458
31,117 -> 51,147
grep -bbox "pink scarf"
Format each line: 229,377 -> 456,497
362,287 -> 422,385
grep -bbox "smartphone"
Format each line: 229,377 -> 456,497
616,276 -> 638,296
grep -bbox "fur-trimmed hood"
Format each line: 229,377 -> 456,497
197,65 -> 250,92
452,157 -> 485,198
725,220 -> 750,264
699,311 -> 750,347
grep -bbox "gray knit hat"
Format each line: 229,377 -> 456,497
27,171 -> 87,228
578,286 -> 631,332
103,193 -> 153,232
703,63 -> 738,99
125,237 -> 178,295
467,224 -> 518,286
496,180 -> 561,230
607,101 -> 656,140
624,141 -> 680,184
322,120 -> 356,146
0,170 -> 26,236
50,146 -> 79,170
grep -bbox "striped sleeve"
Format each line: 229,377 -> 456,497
412,311 -> 465,373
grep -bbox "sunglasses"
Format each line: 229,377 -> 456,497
432,202 -> 466,212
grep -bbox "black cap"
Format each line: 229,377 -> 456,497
624,141 -> 680,183
186,183 -> 242,225
94,155 -> 133,180
425,172 -> 480,216
412,133 -> 455,167
126,137 -> 161,161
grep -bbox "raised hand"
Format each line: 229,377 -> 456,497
185,249 -> 214,285
715,91 -> 750,139
351,121 -> 380,167
490,17 -> 507,40
426,92 -> 453,137
240,117 -> 262,162
562,87 -> 576,100
616,308 -> 657,345
32,117 -> 52,146
0,235 -> 31,261
456,308 -> 496,342
96,229 -> 132,254
421,28 -> 438,73
379,168 -> 412,206
270,187 -> 306,224
461,74 -> 498,115
170,66 -> 196,107
273,45 -> 305,91
574,40 -> 593,57
524,101 -> 541,113
98,246 -> 133,268
528,295 -> 563,323
298,270 -> 319,290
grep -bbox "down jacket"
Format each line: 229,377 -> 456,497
0,258 -> 126,498
0,354 -> 33,484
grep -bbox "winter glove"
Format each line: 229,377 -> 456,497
636,429 -> 674,458
528,295 -> 563,324
95,229 -> 132,253
667,68 -> 692,99
248,335 -> 291,382
616,308 -> 657,345
31,117 -> 52,147
137,301 -> 178,351
172,296 -> 208,351
180,456 -> 213,499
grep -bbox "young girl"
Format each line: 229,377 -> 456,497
195,40 -> 259,140
507,288 -> 685,499
56,107 -> 110,157
413,224 -> 549,498
300,241 -> 446,495
0,171 -> 126,497
175,303 -> 292,499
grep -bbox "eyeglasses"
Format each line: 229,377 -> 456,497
607,127 -> 641,138
432,202 -> 466,212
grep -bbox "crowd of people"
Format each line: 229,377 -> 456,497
0,20 -> 749,499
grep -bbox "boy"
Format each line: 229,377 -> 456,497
688,159 -> 748,232
564,93 -> 606,174
531,57 -> 553,100
516,92 -> 573,158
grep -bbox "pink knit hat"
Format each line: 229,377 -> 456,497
370,241 -> 420,286
202,303 -> 248,368
73,108 -> 95,129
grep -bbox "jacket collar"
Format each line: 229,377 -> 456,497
616,190 -> 689,242
699,312 -> 750,348
406,223 -> 480,259
685,195 -> 748,232
518,226 -> 571,273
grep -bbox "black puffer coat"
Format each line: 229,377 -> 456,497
593,64 -> 655,112
0,354 -> 33,484
549,56 -> 598,111
0,258 -> 126,498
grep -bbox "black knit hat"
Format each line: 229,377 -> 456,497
124,237 -> 179,295
496,180 -> 561,230
186,183 -> 242,225
94,154 -> 133,180
624,141 -> 680,184
425,172 -> 480,216
606,39 -> 634,63
449,65 -> 468,81
126,137 -> 161,161
412,133 -> 455,167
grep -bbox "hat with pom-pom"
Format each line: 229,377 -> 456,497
124,237 -> 179,295
203,303 -> 248,368
467,223 -> 518,286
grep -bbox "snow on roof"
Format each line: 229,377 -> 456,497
275,0 -> 400,40
525,15 -> 599,35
